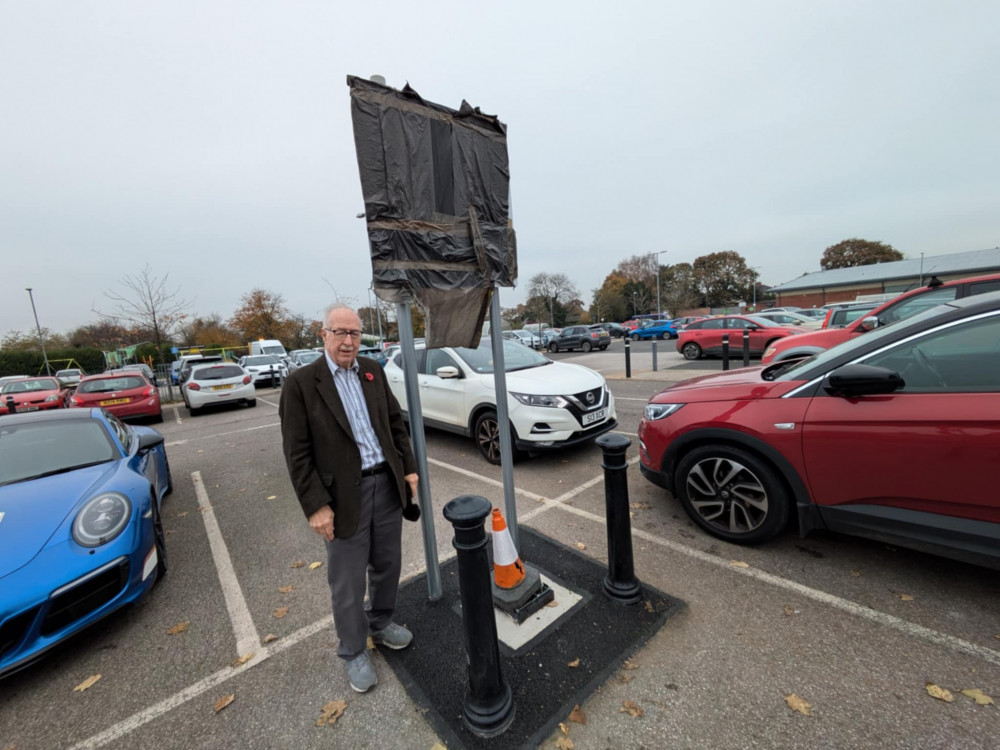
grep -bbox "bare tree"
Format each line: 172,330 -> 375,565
97,265 -> 190,353
527,272 -> 579,328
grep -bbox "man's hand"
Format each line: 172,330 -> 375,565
309,505 -> 335,542
404,473 -> 419,501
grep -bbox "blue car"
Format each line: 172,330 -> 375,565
629,319 -> 678,340
0,409 -> 172,677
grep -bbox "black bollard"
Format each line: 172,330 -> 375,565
4,396 -> 16,414
269,364 -> 277,388
442,495 -> 515,738
721,334 -> 730,371
742,329 -> 750,368
595,434 -> 642,605
624,336 -> 631,379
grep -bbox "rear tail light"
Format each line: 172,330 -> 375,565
142,387 -> 154,397
243,376 -> 252,385
187,383 -> 201,391
70,396 -> 82,406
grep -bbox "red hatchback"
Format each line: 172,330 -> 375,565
675,315 -> 805,360
640,290 -> 1000,569
0,377 -> 71,415
70,372 -> 163,422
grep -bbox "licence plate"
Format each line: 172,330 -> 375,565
100,398 -> 129,406
582,407 -> 608,426
211,384 -> 235,391
19,405 -> 39,412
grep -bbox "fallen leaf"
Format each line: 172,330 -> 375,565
266,495 -> 277,500
230,653 -> 254,667
623,658 -> 639,670
960,688 -> 994,706
316,699 -> 347,727
74,674 -> 101,692
849,570 -> 862,577
545,600 -> 559,608
166,621 -> 190,635
558,722 -> 569,735
575,542 -> 586,550
263,634 -> 278,644
431,744 -> 447,750
290,560 -> 305,569
567,658 -> 580,668
783,606 -> 800,617
620,700 -> 643,717
213,694 -> 235,713
569,704 -> 586,724
555,737 -> 574,750
785,693 -> 812,715
645,600 -> 654,613
366,636 -> 375,650
175,512 -> 188,518
615,672 -> 633,684
898,593 -> 914,601
730,560 -> 750,568
926,683 -> 954,702
278,585 -> 294,593
197,449 -> 204,453
273,607 -> 289,619
536,498 -> 546,503
309,562 -> 323,570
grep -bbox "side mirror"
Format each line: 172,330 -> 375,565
823,364 -> 904,397
858,315 -> 880,332
138,430 -> 165,451
435,366 -> 461,379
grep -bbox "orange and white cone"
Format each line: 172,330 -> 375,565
492,508 -> 526,589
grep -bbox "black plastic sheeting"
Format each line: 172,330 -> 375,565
347,76 -> 517,348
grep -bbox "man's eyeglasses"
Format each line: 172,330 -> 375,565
323,328 -> 363,340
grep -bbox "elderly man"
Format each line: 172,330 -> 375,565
279,303 -> 419,693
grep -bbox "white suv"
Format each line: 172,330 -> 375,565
385,340 -> 617,463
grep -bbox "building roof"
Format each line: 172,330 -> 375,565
770,247 -> 1000,292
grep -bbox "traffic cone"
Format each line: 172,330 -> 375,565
491,508 -> 526,589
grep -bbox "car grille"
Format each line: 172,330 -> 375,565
562,386 -> 608,420
0,608 -> 40,660
40,559 -> 130,636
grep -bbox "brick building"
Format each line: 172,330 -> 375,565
768,247 -> 1000,308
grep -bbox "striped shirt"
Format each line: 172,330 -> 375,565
325,353 -> 386,470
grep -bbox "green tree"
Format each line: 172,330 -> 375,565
229,289 -> 293,342
659,263 -> 702,315
590,271 -> 629,323
820,238 -> 903,270
693,251 -> 756,307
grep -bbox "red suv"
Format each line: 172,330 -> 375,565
676,315 -> 805,360
762,273 -> 1000,364
639,290 -> 1000,568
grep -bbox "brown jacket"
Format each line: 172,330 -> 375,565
279,354 -> 417,538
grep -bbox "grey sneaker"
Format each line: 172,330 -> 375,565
370,622 -> 413,650
346,651 -> 377,693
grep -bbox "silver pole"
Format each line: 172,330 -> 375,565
395,301 -> 441,600
488,289 -> 519,550
25,288 -> 51,375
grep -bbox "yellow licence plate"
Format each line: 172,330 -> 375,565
211,384 -> 235,391
100,398 -> 129,406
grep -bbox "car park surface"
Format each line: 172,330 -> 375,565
2,349 -> 1000,749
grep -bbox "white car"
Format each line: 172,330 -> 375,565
289,350 -> 324,370
749,311 -> 822,330
384,339 -> 617,463
183,363 -> 256,415
239,354 -> 288,385
505,329 -> 541,348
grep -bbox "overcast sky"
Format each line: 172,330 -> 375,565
2,1 -> 998,336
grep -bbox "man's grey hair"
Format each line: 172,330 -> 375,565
324,302 -> 358,321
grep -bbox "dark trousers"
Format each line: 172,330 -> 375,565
325,470 -> 402,660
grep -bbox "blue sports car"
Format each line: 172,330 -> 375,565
0,409 -> 171,677
629,319 -> 679,340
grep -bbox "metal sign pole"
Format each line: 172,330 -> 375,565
487,289 -> 519,551
396,301 -> 442,600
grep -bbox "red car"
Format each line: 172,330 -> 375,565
639,290 -> 1000,569
0,377 -> 72,415
675,315 -> 805,360
762,272 -> 1000,364
70,371 -> 163,422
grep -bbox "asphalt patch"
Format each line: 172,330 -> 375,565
383,527 -> 684,749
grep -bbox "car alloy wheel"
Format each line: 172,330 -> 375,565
473,409 -> 524,465
548,342 -> 559,352
675,446 -> 789,544
681,342 -> 702,360
631,333 -> 640,341
659,332 -> 668,340
581,341 -> 592,352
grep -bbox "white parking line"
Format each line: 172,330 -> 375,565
191,471 -> 260,656
255,395 -> 280,408
173,405 -> 183,424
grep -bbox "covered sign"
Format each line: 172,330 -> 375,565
347,76 -> 517,348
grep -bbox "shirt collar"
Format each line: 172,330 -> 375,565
324,351 -> 358,378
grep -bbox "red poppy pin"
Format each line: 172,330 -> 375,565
364,372 -> 374,382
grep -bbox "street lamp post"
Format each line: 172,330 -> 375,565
651,250 -> 668,317
748,267 -> 761,312
25,288 -> 52,375
631,292 -> 637,316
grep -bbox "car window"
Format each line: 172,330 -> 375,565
877,287 -> 958,326
0,419 -> 117,485
426,349 -> 459,375
193,365 -> 245,380
455,340 -> 549,373
105,412 -> 133,452
698,318 -> 725,330
968,280 -> 1000,295
862,312 -> 1000,392
77,377 -> 146,393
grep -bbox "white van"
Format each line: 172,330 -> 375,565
249,339 -> 288,361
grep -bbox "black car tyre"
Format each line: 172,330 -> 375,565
675,445 -> 790,545
164,454 -> 173,495
599,345 -> 608,350
473,409 -> 524,465
187,404 -> 200,416
631,332 -> 640,341
247,399 -> 257,408
151,495 -> 168,580
681,342 -> 702,360
581,341 -> 593,352
151,409 -> 164,424
548,342 -> 559,353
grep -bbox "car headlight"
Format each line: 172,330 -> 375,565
44,393 -> 61,402
73,493 -> 132,547
510,392 -> 568,408
643,403 -> 685,420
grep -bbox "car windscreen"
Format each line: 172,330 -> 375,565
261,346 -> 285,356
297,351 -> 323,364
454,339 -> 550,373
245,356 -> 278,366
0,419 -> 117,486
77,377 -> 147,393
1,378 -> 60,394
744,316 -> 785,328
192,365 -> 245,380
